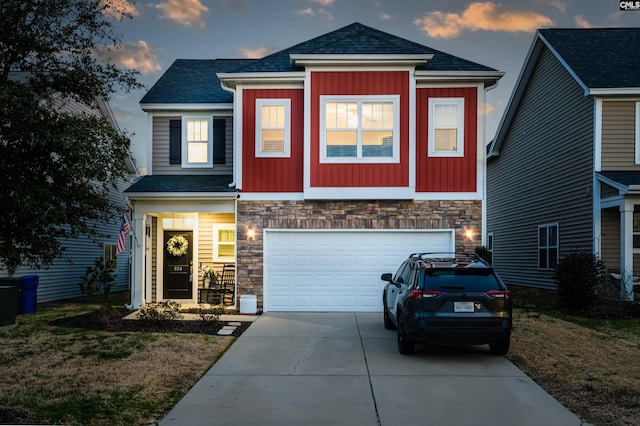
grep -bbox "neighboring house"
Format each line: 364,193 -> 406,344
487,28 -> 640,300
127,22 -> 503,311
2,77 -> 137,302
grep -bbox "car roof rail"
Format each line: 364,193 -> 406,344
409,252 -> 491,268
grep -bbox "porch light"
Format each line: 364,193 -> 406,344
247,227 -> 255,241
464,228 -> 473,240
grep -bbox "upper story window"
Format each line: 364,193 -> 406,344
256,99 -> 291,158
320,95 -> 400,164
182,116 -> 213,168
538,223 -> 559,270
428,98 -> 464,157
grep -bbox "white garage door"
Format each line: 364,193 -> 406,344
264,230 -> 454,312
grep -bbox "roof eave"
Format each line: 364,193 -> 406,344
217,72 -> 306,88
415,70 -> 504,87
140,103 -> 234,112
125,192 -> 237,200
290,53 -> 433,67
588,87 -> 640,96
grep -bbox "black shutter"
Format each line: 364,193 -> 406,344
169,119 -> 181,164
213,118 -> 226,164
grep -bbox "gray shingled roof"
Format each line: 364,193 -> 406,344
141,22 -> 497,104
140,59 -> 254,104
539,28 -> 640,89
125,175 -> 236,193
234,22 -> 496,73
598,171 -> 640,188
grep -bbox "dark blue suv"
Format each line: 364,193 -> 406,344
381,253 -> 512,355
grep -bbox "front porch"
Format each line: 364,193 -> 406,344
597,172 -> 640,301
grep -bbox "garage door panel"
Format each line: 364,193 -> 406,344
265,230 -> 453,312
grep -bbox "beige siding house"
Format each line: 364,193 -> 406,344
487,28 -> 640,300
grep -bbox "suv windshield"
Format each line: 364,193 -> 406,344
422,269 -> 502,292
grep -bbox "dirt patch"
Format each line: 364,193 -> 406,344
48,308 -> 254,336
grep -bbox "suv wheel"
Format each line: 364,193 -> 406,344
397,317 -> 414,355
383,295 -> 395,330
489,339 -> 510,355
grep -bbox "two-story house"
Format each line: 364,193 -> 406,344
487,28 -> 640,300
126,22 -> 503,311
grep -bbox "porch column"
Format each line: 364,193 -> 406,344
620,202 -> 634,301
130,211 -> 146,308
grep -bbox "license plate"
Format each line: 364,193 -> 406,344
454,301 -> 475,313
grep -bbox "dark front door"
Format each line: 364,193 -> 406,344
163,231 -> 193,299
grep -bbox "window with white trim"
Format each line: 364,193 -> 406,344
635,102 -> 640,164
182,116 -> 213,168
213,224 -> 235,262
633,212 -> 640,250
428,98 -> 464,157
538,224 -> 559,270
320,95 -> 400,163
256,99 -> 290,158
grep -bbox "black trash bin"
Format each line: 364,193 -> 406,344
19,275 -> 39,314
0,282 -> 19,329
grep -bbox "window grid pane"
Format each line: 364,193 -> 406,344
187,141 -> 208,163
324,100 -> 394,159
187,120 -> 208,142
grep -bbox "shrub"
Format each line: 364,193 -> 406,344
474,246 -> 492,264
555,251 -> 610,312
193,304 -> 226,323
136,301 -> 183,322
79,256 -> 116,298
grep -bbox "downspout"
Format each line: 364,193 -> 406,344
220,80 -> 237,188
482,79 -> 501,248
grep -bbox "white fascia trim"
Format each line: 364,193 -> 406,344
415,71 -> 504,82
217,72 -> 306,87
595,173 -> 628,193
125,192 -> 238,200
588,87 -> 640,96
413,192 -> 482,201
235,85 -> 244,189
290,54 -> 432,66
408,70 -> 416,190
303,187 -> 415,200
477,83 -> 487,246
238,192 -> 305,201
303,70 -> 312,190
141,103 -> 233,112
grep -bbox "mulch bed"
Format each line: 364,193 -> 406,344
49,308 -> 254,337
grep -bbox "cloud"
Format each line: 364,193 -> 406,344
312,0 -> 334,5
155,0 -> 208,28
379,13 -> 392,21
414,2 -> 553,39
239,45 -> 279,59
317,8 -> 334,22
295,8 -> 315,16
574,15 -> 592,28
102,0 -> 139,19
104,40 -> 161,75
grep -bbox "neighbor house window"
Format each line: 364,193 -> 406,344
487,233 -> 494,253
104,244 -> 117,269
256,99 -> 291,158
182,116 -> 213,168
320,95 -> 400,163
428,98 -> 464,157
213,224 -> 235,262
538,224 -> 559,270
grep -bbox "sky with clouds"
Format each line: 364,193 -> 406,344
104,0 -> 640,170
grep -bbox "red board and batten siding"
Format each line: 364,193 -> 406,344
241,89 -> 304,192
310,71 -> 410,188
416,87 -> 478,192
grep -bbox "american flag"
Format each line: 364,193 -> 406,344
116,215 -> 130,254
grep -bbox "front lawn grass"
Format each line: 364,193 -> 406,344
0,294 -> 234,425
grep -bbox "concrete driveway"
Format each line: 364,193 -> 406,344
160,312 -> 586,426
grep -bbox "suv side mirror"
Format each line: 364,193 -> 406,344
380,273 -> 392,282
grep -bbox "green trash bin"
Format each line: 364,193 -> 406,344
0,278 -> 22,329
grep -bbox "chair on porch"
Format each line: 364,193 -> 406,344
199,269 -> 224,305
219,264 -> 235,305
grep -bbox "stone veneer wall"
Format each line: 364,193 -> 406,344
236,200 -> 482,310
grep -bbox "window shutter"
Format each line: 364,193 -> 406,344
169,119 -> 181,164
213,118 -> 226,164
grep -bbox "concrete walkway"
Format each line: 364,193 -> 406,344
160,312 -> 586,426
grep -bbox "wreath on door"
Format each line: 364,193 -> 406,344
166,235 -> 189,257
